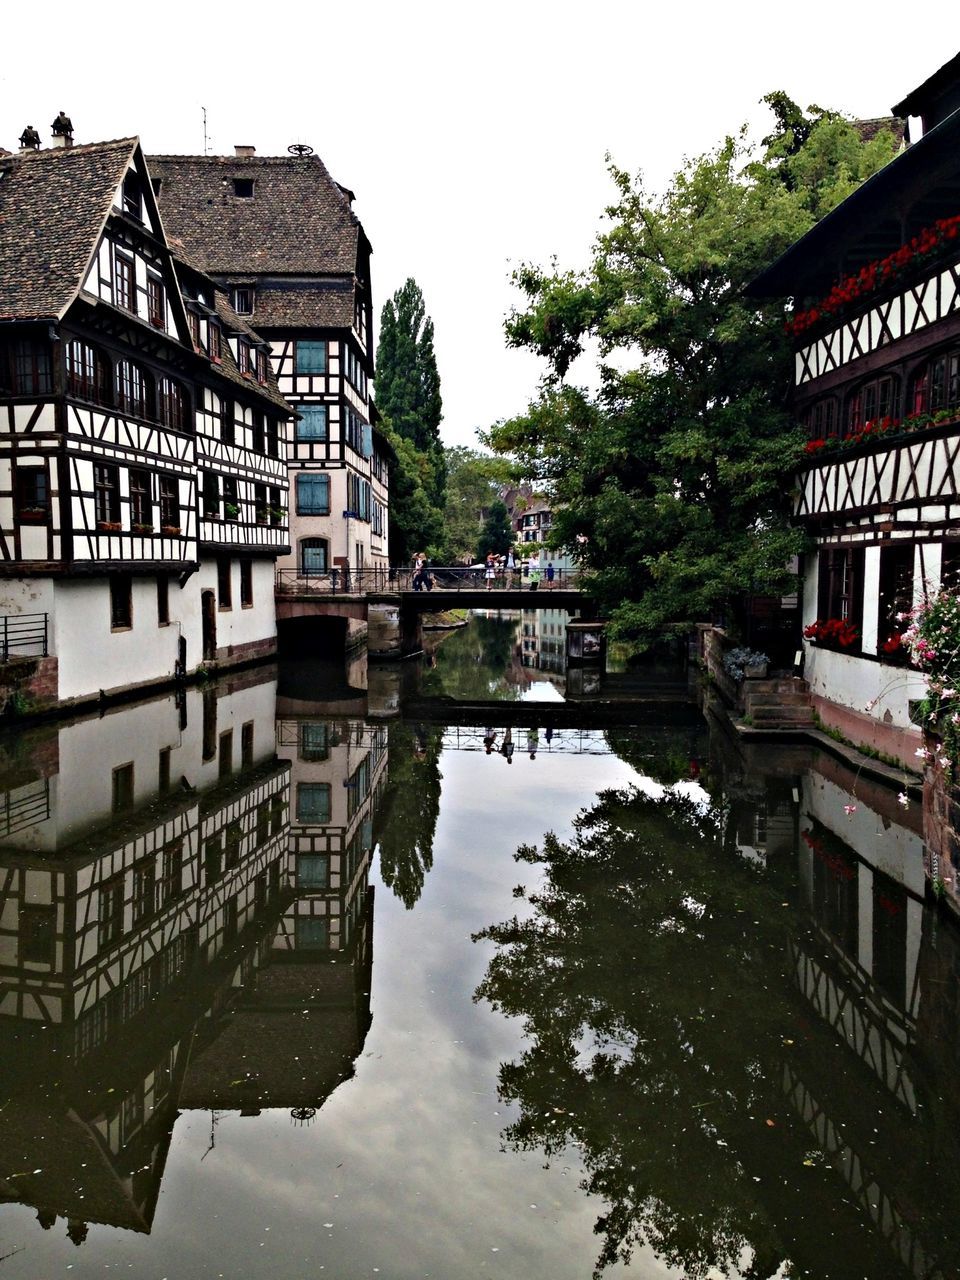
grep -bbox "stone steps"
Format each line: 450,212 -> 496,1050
748,704 -> 817,727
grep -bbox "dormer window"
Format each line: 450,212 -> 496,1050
187,311 -> 200,348
237,341 -> 251,376
233,178 -> 254,198
231,286 -> 254,315
209,323 -> 222,362
256,349 -> 268,383
147,276 -> 165,328
122,173 -> 142,220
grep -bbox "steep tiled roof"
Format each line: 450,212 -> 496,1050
0,138 -> 137,321
248,282 -> 356,330
148,154 -> 362,276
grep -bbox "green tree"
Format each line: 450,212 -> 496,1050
374,722 -> 443,909
484,100 -> 901,647
442,446 -> 515,563
377,279 -> 446,562
475,498 -> 514,562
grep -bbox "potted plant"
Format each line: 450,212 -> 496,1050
96,520 -> 121,533
161,524 -> 181,535
723,647 -> 770,683
133,522 -> 154,534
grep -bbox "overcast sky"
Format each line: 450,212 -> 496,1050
1,3 -> 947,445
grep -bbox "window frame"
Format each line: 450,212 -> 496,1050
296,472 -> 331,516
295,340 -> 327,375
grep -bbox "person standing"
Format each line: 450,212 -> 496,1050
546,561 -> 555,588
485,552 -> 497,591
527,727 -> 539,760
500,727 -> 514,763
528,551 -> 541,591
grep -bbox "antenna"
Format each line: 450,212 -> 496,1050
202,106 -> 209,156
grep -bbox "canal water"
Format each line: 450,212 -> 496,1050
0,613 -> 958,1279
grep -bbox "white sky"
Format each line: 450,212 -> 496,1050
1,2 -> 947,446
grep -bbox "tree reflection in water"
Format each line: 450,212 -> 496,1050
473,784 -> 905,1280
374,722 -> 444,908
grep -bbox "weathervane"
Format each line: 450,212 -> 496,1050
287,143 -> 314,157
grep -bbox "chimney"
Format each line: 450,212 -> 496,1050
51,111 -> 74,148
18,125 -> 41,153
234,145 -> 255,158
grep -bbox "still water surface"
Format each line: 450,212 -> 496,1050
0,614 -> 958,1279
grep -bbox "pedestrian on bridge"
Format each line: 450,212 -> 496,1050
485,553 -> 497,590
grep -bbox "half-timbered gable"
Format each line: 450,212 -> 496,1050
0,135 -> 292,704
748,64 -> 960,762
148,149 -> 387,575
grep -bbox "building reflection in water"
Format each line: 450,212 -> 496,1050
718,735 -> 958,1279
0,669 -> 387,1245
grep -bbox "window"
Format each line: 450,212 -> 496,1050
232,179 -> 254,199
296,916 -> 328,950
817,546 -> 864,648
209,323 -> 221,362
157,575 -> 170,625
161,840 -> 182,902
269,485 -> 283,526
218,729 -> 233,779
66,340 -> 109,404
205,836 -> 222,885
240,559 -> 253,608
202,688 -> 217,761
878,544 -> 913,660
159,475 -> 180,530
296,473 -> 330,515
237,341 -> 251,375
112,761 -> 135,811
159,377 -> 187,430
295,404 -> 328,442
202,471 -> 220,518
147,276 -> 165,328
114,253 -> 135,312
222,402 -> 236,446
300,538 -> 328,574
256,349 -> 268,383
299,722 -> 329,762
19,904 -> 56,966
95,464 -> 120,524
297,854 -> 329,889
255,482 -> 269,524
252,411 -> 265,453
270,794 -> 285,834
129,468 -> 151,526
241,721 -> 254,768
266,418 -> 280,458
297,782 -> 331,824
224,818 -> 242,868
110,574 -> 132,629
11,339 -> 52,395
295,341 -> 326,375
256,801 -> 270,844
217,557 -> 232,609
116,360 -> 150,417
158,745 -> 171,792
911,349 -> 960,417
223,476 -> 239,521
187,311 -> 201,348
847,375 -> 899,433
132,858 -> 156,923
347,472 -> 371,521
99,877 -> 124,950
15,466 -> 48,522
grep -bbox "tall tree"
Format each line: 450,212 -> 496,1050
377,279 -> 446,561
484,100 -> 901,647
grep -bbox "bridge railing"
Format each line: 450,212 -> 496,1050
276,566 -> 581,595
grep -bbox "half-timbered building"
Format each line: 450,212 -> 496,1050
749,59 -> 960,766
148,148 -> 388,581
0,128 -> 292,707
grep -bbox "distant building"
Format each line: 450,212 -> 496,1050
149,147 -> 388,579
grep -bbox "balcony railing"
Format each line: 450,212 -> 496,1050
276,566 -> 580,596
0,612 -> 48,661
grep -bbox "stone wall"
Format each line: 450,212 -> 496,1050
921,730 -> 960,913
0,656 -> 59,718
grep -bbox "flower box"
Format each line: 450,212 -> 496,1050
133,523 -> 155,535
96,520 -> 121,533
161,525 -> 181,535
803,617 -> 860,650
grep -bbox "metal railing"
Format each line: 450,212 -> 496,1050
0,612 -> 48,661
276,566 -> 581,596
